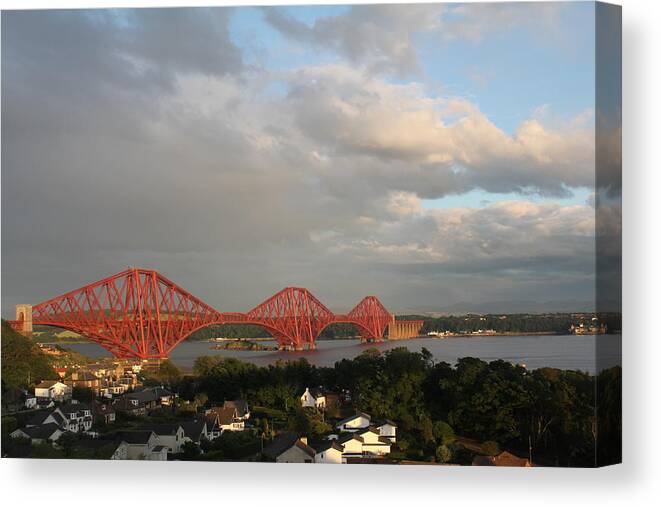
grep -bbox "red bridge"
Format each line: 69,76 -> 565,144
8,268 -> 423,359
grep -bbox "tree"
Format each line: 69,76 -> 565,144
1,320 -> 55,389
435,444 -> 453,463
179,441 -> 202,460
433,420 -> 455,445
194,392 -> 208,410
156,359 -> 181,387
420,416 -> 434,443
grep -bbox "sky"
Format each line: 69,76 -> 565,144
1,2 -> 613,315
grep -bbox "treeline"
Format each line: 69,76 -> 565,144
398,312 -> 622,335
178,348 -> 621,466
187,313 -> 622,341
187,322 -> 361,340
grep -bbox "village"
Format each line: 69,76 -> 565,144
3,358 -> 532,466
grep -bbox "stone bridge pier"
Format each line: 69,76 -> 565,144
388,319 -> 424,340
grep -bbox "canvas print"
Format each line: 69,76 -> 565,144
1,2 -> 621,467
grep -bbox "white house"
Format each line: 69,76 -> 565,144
55,403 -> 94,433
139,423 -> 185,454
116,430 -> 168,460
336,412 -> 371,432
355,427 -> 391,456
24,395 -> 37,409
375,419 -> 398,443
314,441 -> 344,464
222,399 -> 250,420
207,406 -> 245,432
109,441 -> 129,460
34,380 -> 72,401
300,387 -> 326,409
336,433 -> 365,460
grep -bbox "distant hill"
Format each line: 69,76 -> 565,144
396,299 -> 597,316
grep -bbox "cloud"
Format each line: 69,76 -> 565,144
1,8 -> 243,100
1,8 -> 599,314
263,4 -> 444,76
318,193 -> 596,279
285,65 -> 594,197
263,3 -> 565,77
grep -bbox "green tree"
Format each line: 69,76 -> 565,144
433,420 -> 455,444
420,416 -> 434,443
435,444 -> 453,463
156,359 -> 181,386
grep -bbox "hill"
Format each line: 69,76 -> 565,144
1,320 -> 56,389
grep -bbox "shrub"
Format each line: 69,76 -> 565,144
435,444 -> 453,463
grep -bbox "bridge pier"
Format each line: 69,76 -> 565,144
9,304 -> 33,335
388,320 -> 424,340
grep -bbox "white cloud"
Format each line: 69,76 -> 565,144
286,65 -> 595,196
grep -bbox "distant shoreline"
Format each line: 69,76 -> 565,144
42,330 -> 615,346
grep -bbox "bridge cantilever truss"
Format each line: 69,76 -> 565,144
8,268 -> 423,359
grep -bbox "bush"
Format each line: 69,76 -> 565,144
435,444 -> 453,463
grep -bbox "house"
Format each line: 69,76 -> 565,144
26,409 -> 66,429
313,441 -> 344,464
137,423 -> 185,454
222,399 -> 250,420
181,420 -> 209,445
115,430 -> 168,460
472,451 -> 533,467
335,412 -> 397,443
24,395 -> 38,409
63,371 -> 102,393
35,398 -> 56,409
54,402 -> 94,433
112,396 -> 147,416
354,427 -> 391,456
300,387 -> 326,409
201,412 -> 222,440
92,400 -> 116,424
336,412 -> 371,432
336,433 -> 365,460
34,380 -> 72,401
331,428 -> 392,462
374,419 -> 398,443
125,386 -> 174,409
10,423 -> 64,444
206,406 -> 245,432
100,382 -> 128,398
263,433 -> 316,463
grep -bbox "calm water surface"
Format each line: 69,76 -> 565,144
66,334 -> 621,374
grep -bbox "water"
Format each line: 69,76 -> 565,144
64,334 -> 621,374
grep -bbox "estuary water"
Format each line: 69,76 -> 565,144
65,334 -> 621,374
